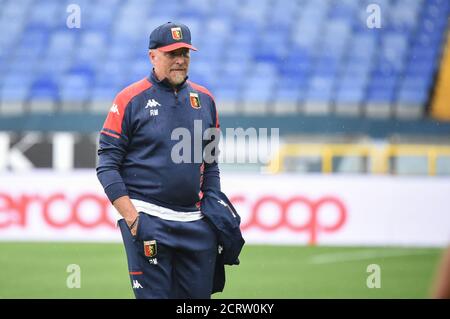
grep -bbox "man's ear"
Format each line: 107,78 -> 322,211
149,50 -> 156,64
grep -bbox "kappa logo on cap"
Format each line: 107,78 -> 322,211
189,92 -> 201,109
171,27 -> 183,40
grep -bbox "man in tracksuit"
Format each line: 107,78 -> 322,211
96,22 -> 221,299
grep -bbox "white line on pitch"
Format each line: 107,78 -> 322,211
308,249 -> 436,265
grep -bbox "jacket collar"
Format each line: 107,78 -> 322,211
148,69 -> 188,91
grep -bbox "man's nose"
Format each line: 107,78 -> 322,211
174,56 -> 186,65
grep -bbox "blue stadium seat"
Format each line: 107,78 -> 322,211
279,73 -> 310,90
27,78 -> 59,113
397,88 -> 428,105
126,59 -> 151,83
275,86 -> 305,101
254,32 -> 289,63
215,88 -> 240,102
329,1 -> 357,20
185,0 -> 213,13
29,78 -> 59,100
335,86 -> 365,105
314,56 -> 341,77
0,70 -> 31,114
367,85 -> 396,104
270,0 -> 300,26
281,49 -> 313,75
18,27 -> 49,50
400,76 -> 432,92
0,84 -> 29,101
242,86 -> 273,103
305,75 -> 334,102
404,60 -> 436,78
28,0 -> 63,28
46,31 -> 78,58
237,0 -> 270,26
0,18 -> 23,50
91,84 -> 117,100
35,55 -> 71,78
192,62 -> 220,88
60,74 -> 91,111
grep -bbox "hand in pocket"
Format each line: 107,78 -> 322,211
126,213 -> 140,238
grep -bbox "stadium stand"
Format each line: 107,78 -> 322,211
0,0 -> 449,176
0,0 -> 448,120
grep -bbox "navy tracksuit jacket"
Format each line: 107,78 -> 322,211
96,72 -> 222,298
96,71 -> 221,210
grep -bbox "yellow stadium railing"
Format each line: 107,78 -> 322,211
267,143 -> 450,175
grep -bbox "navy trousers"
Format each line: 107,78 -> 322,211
118,212 -> 218,299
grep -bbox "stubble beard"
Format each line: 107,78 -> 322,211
168,71 -> 187,86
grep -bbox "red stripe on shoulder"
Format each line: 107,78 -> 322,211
188,81 -> 215,101
103,78 -> 152,135
101,130 -> 120,139
188,81 -> 219,128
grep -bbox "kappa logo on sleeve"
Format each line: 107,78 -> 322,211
109,103 -> 119,115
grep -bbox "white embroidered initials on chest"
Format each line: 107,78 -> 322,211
145,98 -> 161,116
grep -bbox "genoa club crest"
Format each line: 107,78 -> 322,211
143,240 -> 157,257
171,27 -> 183,40
190,92 -> 201,109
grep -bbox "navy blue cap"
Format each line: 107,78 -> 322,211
149,22 -> 198,52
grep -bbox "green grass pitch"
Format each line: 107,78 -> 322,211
0,243 -> 442,299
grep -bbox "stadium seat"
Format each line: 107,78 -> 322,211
28,78 -> 59,113
0,73 -> 31,115
59,74 -> 91,112
334,73 -> 368,116
304,75 -> 335,115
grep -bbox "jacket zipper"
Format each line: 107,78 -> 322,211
174,89 -> 179,107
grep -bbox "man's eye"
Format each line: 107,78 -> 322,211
168,52 -> 189,58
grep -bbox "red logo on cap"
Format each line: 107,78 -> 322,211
171,27 -> 183,40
